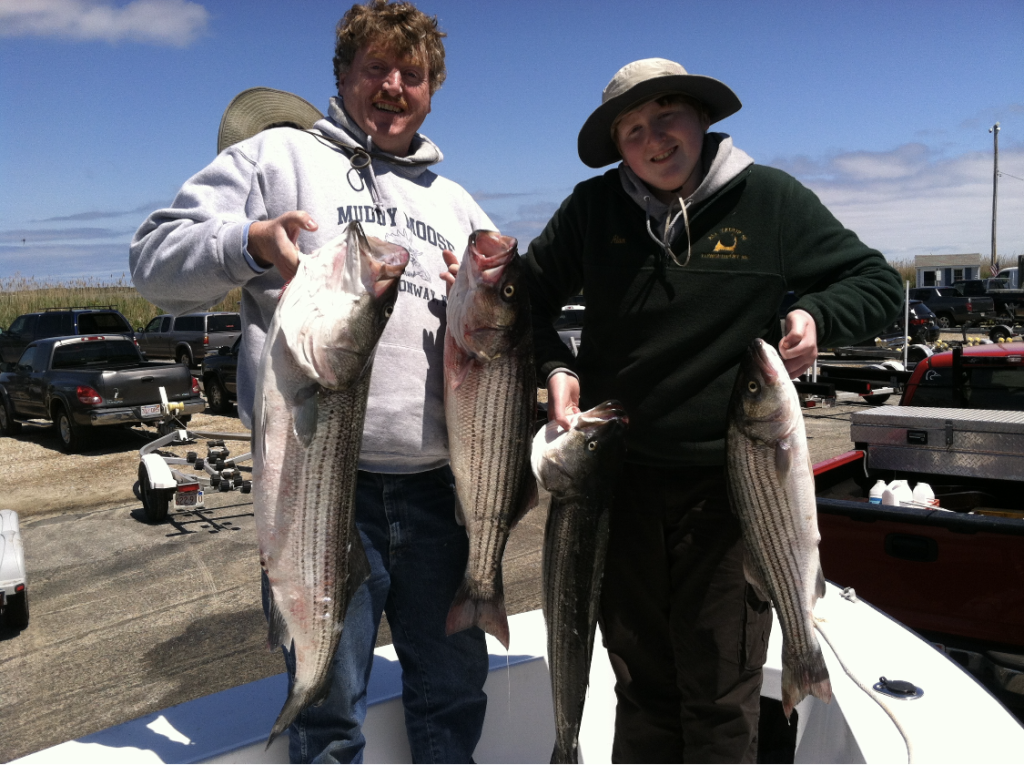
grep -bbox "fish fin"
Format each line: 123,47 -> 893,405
781,645 -> 832,719
265,586 -> 292,653
453,495 -> 466,527
551,741 -> 579,764
446,580 -> 510,649
448,354 -> 475,391
291,387 -> 319,447
774,439 -> 793,481
742,547 -> 772,605
343,535 -> 372,621
816,561 -> 827,601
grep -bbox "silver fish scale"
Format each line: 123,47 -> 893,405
543,494 -> 609,764
727,436 -> 819,661
450,351 -> 535,598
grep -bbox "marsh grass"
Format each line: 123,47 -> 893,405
0,274 -> 242,330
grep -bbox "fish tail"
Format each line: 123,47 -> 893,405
446,580 -> 510,649
266,676 -> 333,749
550,739 -> 579,764
781,647 -> 832,719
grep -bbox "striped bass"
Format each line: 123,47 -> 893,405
444,230 -> 536,649
725,338 -> 832,718
253,222 -> 409,743
532,401 -> 628,764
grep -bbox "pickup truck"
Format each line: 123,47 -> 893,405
0,335 -> 206,453
136,312 -> 241,367
952,279 -> 1024,320
907,286 -> 995,328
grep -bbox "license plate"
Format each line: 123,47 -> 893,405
141,404 -> 162,418
175,490 -> 203,507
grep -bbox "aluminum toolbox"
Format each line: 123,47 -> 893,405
849,406 -> 1024,481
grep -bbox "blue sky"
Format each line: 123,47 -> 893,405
1,0 -> 1022,282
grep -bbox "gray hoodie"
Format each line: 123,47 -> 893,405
130,97 -> 494,473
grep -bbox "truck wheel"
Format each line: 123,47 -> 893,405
176,347 -> 193,368
4,591 -> 29,631
0,397 -> 21,436
54,404 -> 88,453
936,314 -> 954,329
205,375 -> 232,414
138,462 -> 171,524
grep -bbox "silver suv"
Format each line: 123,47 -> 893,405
136,312 -> 241,367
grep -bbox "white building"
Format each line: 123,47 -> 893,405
913,253 -> 982,287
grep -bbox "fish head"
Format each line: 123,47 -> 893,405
730,338 -> 800,443
447,230 -> 526,361
531,400 -> 629,496
280,221 -> 409,389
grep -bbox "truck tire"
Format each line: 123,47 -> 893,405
936,313 -> 954,329
3,591 -> 29,631
54,403 -> 88,453
138,462 -> 171,524
175,347 -> 193,368
205,375 -> 232,414
0,397 -> 21,436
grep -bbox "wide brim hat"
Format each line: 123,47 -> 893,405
577,58 -> 741,169
217,87 -> 324,154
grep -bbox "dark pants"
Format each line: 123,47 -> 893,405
599,464 -> 772,763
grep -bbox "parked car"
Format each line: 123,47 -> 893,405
952,279 -> 1024,320
553,305 -> 584,356
0,509 -> 28,631
907,286 -> 995,329
135,312 -> 242,367
832,300 -> 940,358
0,335 -> 205,452
0,307 -> 135,365
201,336 -> 240,415
899,341 -> 1024,410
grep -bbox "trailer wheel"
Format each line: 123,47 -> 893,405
138,462 -> 171,524
990,325 -> 1013,343
862,394 -> 891,405
0,397 -> 21,436
54,404 -> 88,453
3,591 -> 29,631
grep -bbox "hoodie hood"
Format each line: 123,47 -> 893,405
618,132 -> 754,265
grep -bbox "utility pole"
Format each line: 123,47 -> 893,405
990,122 -> 999,273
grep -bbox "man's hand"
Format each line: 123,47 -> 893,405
779,308 -> 818,379
248,211 -> 318,282
547,372 -> 581,430
440,249 -> 459,295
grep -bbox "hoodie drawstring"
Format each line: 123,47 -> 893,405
643,195 -> 692,268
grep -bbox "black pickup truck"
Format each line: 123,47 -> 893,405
908,286 -> 995,328
952,279 -> 1024,320
0,335 -> 206,452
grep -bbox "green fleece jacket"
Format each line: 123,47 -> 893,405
524,140 -> 903,467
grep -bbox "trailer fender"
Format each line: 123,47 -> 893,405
140,453 -> 176,490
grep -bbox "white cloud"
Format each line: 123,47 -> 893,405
773,143 -> 1024,261
0,0 -> 209,47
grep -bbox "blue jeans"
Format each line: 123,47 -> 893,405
263,466 -> 489,764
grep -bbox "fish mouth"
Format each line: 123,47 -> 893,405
468,230 -> 519,286
748,338 -> 781,386
576,399 -> 629,428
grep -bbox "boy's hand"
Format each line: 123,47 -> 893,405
779,309 -> 818,379
547,372 -> 581,430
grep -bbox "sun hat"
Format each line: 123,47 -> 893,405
577,58 -> 741,168
217,87 -> 324,154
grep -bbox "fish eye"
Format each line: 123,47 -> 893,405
503,284 -> 515,298
383,304 -> 394,319
747,380 -> 760,394
587,440 -> 598,452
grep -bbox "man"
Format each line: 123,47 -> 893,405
130,3 -> 491,762
523,58 -> 903,762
